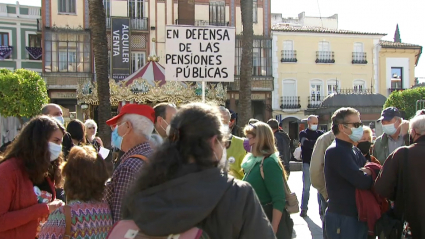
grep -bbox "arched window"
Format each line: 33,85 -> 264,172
354,79 -> 366,93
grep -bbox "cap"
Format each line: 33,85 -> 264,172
229,109 -> 238,120
106,104 -> 155,126
377,107 -> 401,122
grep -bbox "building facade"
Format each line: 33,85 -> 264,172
271,25 -> 385,140
0,2 -> 42,72
271,12 -> 338,29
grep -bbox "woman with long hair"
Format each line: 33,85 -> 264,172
39,146 -> 113,238
0,116 -> 65,238
122,103 -> 275,238
242,122 -> 293,239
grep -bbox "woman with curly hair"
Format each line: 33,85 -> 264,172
0,116 -> 65,238
122,103 -> 275,238
39,146 -> 112,239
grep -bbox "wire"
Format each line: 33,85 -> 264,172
316,0 -> 324,28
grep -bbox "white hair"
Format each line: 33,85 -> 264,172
218,106 -> 231,124
409,115 -> 425,135
84,119 -> 98,130
149,134 -> 164,148
122,114 -> 154,139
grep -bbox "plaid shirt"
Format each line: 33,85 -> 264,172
104,142 -> 153,222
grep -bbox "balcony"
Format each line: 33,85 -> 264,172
281,50 -> 297,63
106,18 -> 148,31
37,19 -> 42,32
175,19 -> 228,26
337,88 -> 373,94
281,96 -> 301,109
315,51 -> 335,64
352,52 -> 367,64
307,95 -> 325,108
226,76 -> 274,91
43,72 -> 93,89
388,88 -> 405,94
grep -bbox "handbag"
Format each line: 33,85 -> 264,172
260,156 -> 300,214
375,148 -> 411,239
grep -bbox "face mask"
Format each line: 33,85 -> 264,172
344,126 -> 363,142
222,125 -> 230,135
214,138 -> 228,171
54,116 -> 64,125
310,125 -> 318,131
111,123 -> 128,150
382,123 -> 397,136
160,119 -> 170,136
48,142 -> 62,161
357,141 -> 372,155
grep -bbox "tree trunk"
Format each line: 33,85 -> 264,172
88,0 -> 111,148
239,0 -> 253,127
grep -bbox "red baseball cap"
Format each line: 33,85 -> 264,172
106,104 -> 155,126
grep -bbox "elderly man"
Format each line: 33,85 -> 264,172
325,107 -> 373,239
105,104 -> 155,222
153,103 -> 177,138
299,115 -> 323,217
375,115 -> 425,238
218,106 -> 246,179
373,107 -> 409,164
41,103 -> 64,125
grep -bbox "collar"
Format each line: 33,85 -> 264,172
335,138 -> 354,148
121,142 -> 153,163
414,135 -> 425,143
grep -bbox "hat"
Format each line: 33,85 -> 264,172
377,107 -> 401,122
106,104 -> 155,126
229,109 -> 238,120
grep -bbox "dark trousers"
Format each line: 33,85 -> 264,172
319,194 -> 328,239
325,211 -> 368,239
263,204 -> 293,239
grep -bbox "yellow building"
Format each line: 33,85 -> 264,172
271,25 -> 386,139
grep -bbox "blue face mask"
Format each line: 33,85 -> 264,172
111,123 -> 128,150
346,126 -> 364,142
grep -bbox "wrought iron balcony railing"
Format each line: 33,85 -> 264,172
280,96 -> 301,109
175,19 -> 228,26
226,76 -> 274,91
106,18 -> 148,31
352,52 -> 367,64
281,50 -> 297,63
316,51 -> 335,63
307,95 -> 325,108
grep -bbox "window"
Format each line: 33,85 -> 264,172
103,0 -> 111,27
353,42 -> 363,53
131,52 -> 146,73
0,32 -> 9,46
235,37 -> 272,76
209,1 -> 226,26
328,80 -> 338,95
353,42 -> 366,63
29,34 -> 41,47
318,41 -> 331,60
354,80 -> 366,93
253,0 -> 258,23
128,0 -> 144,19
281,40 -> 296,60
310,81 -> 323,102
391,67 -> 403,89
58,0 -> 76,14
44,32 -> 91,73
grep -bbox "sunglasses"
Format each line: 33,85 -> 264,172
343,122 -> 363,128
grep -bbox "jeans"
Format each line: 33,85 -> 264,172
301,163 -> 311,210
325,211 -> 368,239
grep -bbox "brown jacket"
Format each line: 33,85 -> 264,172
375,136 -> 425,238
310,131 -> 334,200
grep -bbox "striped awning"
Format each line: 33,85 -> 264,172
123,61 -> 165,86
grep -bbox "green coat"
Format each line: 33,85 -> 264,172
372,133 -> 410,164
243,154 -> 286,212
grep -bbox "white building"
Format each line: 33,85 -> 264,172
272,12 -> 338,30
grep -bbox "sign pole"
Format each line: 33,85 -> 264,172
202,81 -> 206,103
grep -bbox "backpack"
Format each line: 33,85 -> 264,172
106,220 -> 205,239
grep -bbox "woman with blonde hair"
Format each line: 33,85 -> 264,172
242,122 -> 293,239
84,119 -> 103,151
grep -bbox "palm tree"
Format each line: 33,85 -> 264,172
239,0 -> 253,126
88,0 -> 112,147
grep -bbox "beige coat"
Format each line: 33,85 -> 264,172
310,131 -> 335,200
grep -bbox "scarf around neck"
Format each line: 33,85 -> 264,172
241,152 -> 280,175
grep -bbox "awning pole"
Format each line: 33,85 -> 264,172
202,81 -> 206,103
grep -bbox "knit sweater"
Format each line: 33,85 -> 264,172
39,200 -> 113,239
243,153 -> 286,212
0,157 -> 50,239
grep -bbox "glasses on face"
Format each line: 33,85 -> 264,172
343,122 -> 363,128
249,123 -> 257,128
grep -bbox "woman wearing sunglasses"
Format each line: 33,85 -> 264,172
85,119 -> 103,152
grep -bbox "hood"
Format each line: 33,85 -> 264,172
123,167 -> 233,236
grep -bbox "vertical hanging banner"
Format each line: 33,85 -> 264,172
111,17 -> 131,81
165,25 -> 235,82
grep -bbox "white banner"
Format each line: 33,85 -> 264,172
165,25 -> 235,82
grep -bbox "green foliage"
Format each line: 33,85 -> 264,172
384,87 -> 425,119
0,69 -> 49,119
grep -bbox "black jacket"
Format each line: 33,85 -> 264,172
274,130 -> 291,167
122,166 -> 276,239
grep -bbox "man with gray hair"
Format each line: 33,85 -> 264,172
105,104 -> 155,222
375,115 -> 425,238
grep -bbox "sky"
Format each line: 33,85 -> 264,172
3,0 -> 424,77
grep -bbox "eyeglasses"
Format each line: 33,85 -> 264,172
343,122 -> 363,128
249,123 -> 257,128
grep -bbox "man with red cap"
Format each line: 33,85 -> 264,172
104,104 -> 155,222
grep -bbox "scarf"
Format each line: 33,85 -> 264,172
241,152 -> 280,175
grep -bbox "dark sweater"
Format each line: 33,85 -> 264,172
299,128 -> 323,164
325,138 -> 373,217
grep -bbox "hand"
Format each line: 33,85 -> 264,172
360,168 -> 372,175
47,199 -> 65,214
95,137 -> 104,147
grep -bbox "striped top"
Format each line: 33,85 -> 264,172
38,200 -> 113,239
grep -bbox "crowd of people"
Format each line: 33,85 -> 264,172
0,102 -> 425,239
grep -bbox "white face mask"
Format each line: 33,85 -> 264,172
160,119 -> 171,136
54,116 -> 64,125
215,139 -> 228,171
48,142 -> 62,161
